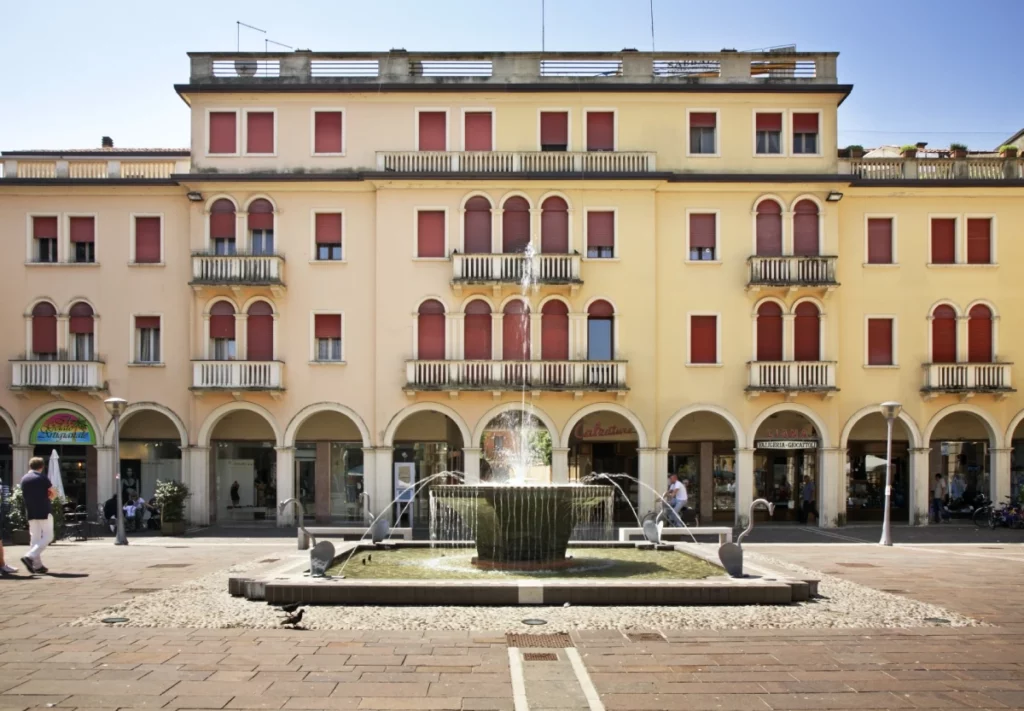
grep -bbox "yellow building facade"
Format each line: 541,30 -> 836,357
2,49 -> 1022,529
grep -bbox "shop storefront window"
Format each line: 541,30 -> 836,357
668,452 -> 700,511
713,453 -> 736,514
330,442 -> 364,522
939,441 -> 989,501
846,442 -> 908,520
295,444 -> 317,517
754,448 -> 817,520
118,440 -> 182,500
1013,441 -> 1024,504
216,441 -> 276,523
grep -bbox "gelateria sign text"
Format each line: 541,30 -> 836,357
30,410 -> 95,446
573,415 -> 636,441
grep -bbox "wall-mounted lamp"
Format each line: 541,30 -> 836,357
187,191 -> 204,202
826,191 -> 844,202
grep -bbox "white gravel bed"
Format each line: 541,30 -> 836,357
68,551 -> 979,632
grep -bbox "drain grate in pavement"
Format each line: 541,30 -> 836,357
836,563 -> 878,568
147,563 -> 191,569
627,632 -> 666,642
506,632 -> 574,648
523,652 -> 558,661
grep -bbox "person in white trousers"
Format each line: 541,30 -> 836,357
19,457 -> 55,575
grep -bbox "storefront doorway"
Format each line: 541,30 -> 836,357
928,411 -> 996,503
480,410 -> 552,483
752,411 -> 820,522
391,409 -> 464,534
292,408 -> 368,524
845,412 -> 912,522
28,409 -> 98,511
664,410 -> 739,523
568,410 -> 639,525
210,410 -> 278,524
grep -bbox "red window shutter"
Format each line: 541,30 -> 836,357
689,112 -> 716,128
69,303 -> 94,334
968,305 -> 992,363
463,198 -> 492,254
315,314 -> 342,339
540,112 -> 568,147
689,214 -> 716,250
32,313 -> 57,354
69,216 -> 95,243
756,113 -> 782,132
867,318 -> 893,366
502,198 -> 530,253
502,302 -> 530,361
247,199 -> 274,230
793,113 -> 819,133
587,300 -> 614,318
756,303 -> 783,361
541,301 -> 569,360
246,306 -> 274,361
792,201 -> 819,256
209,303 -> 236,339
793,303 -> 820,361
966,218 -> 991,265
464,301 -> 492,360
417,211 -> 446,258
755,201 -> 783,256
210,200 -> 236,239
586,112 -> 614,151
315,213 -> 342,245
246,112 -> 275,153
135,316 -> 161,330
417,313 -> 446,360
209,112 -> 237,154
931,218 -> 956,264
931,306 -> 957,363
540,197 -> 569,253
33,216 -> 58,239
587,211 -> 615,249
418,111 -> 447,151
134,217 -> 161,263
314,111 -> 343,154
690,315 -> 717,364
464,112 -> 492,151
867,218 -> 893,264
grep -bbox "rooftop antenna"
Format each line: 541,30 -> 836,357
237,21 -> 266,51
265,39 -> 294,52
650,0 -> 656,52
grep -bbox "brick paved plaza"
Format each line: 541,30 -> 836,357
2,533 -> 1024,710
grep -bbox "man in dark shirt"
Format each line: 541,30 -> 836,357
20,457 -> 55,574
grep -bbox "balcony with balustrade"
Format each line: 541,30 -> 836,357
2,152 -> 189,182
746,361 -> 837,399
843,154 -> 1024,183
920,362 -> 1014,400
377,150 -> 656,175
10,359 -> 107,395
190,252 -> 285,293
451,252 -> 582,294
404,359 -> 627,396
747,255 -> 838,292
191,360 -> 284,395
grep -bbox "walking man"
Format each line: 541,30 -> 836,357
800,475 -> 817,525
932,473 -> 948,524
20,457 -> 55,574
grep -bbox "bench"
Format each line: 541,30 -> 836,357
305,526 -> 413,541
618,526 -> 733,545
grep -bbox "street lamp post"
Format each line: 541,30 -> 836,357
104,397 -> 129,546
879,401 -> 902,547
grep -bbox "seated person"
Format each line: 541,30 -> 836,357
103,494 -> 119,532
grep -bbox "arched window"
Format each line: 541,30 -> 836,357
793,199 -> 819,256
502,197 -> 530,254
417,300 -> 446,360
68,302 -> 95,361
541,300 -> 569,360
464,300 -> 492,360
31,302 -> 58,361
931,305 -> 957,364
794,302 -> 821,361
968,304 -> 993,363
502,300 -> 530,361
541,197 -> 569,253
247,199 -> 274,255
755,200 -> 783,256
756,302 -> 783,361
209,301 -> 237,360
246,301 -> 274,361
463,196 -> 492,254
209,199 -> 237,255
587,300 -> 614,361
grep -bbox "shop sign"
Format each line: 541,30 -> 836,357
761,427 -> 815,439
755,440 -> 818,450
573,415 -> 636,442
30,410 -> 95,445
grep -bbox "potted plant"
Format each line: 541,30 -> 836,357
846,145 -> 865,159
899,145 -> 918,158
154,479 -> 191,536
5,487 -> 66,545
999,144 -> 1019,159
950,142 -> 968,159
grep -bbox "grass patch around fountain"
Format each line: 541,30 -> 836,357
327,546 -> 722,580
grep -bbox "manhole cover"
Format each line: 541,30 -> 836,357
101,617 -> 129,624
522,618 -> 547,625
123,588 -> 160,594
627,632 -> 666,642
523,652 -> 558,662
147,564 -> 191,569
260,558 -> 280,563
506,633 -> 574,648
836,563 -> 878,568
924,617 -> 950,624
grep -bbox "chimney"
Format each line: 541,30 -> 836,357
101,136 -> 114,148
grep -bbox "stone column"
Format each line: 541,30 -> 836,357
819,447 -> 844,528
551,447 -> 570,483
529,314 -> 542,360
529,208 -> 542,253
699,441 -> 714,522
186,446 -> 210,526
463,447 -> 481,483
911,447 -> 932,525
12,445 -> 32,483
637,448 -> 658,514
451,313 -> 465,360
782,314 -> 795,361
236,313 -> 249,360
736,447 -> 755,527
491,313 -> 504,362
490,208 -> 503,254
275,446 -> 295,526
991,447 -> 1012,506
569,313 -> 588,359
95,446 -> 114,506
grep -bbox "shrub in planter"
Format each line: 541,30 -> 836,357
899,145 -> 918,158
999,144 -> 1019,159
154,479 -> 191,536
846,144 -> 865,159
949,142 -> 968,159
5,486 -> 66,543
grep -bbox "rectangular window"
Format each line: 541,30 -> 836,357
792,113 -> 819,154
313,111 -> 343,154
209,111 -> 237,154
134,216 -> 161,264
586,211 -> 615,258
135,316 -> 161,363
930,218 -> 956,264
755,112 -> 783,154
586,111 -> 614,151
540,111 -> 568,151
688,213 -> 716,261
416,210 -> 446,258
314,314 -> 343,362
587,319 -> 613,360
866,218 -> 893,264
464,112 -> 493,151
688,112 -> 716,154
967,217 -> 992,264
246,111 -> 275,154
250,230 -> 274,255
214,238 -> 236,256
315,213 -> 343,261
690,315 -> 718,364
69,216 -> 95,263
71,333 -> 94,362
32,216 -> 58,263
418,111 -> 447,151
212,338 -> 237,361
867,318 -> 894,366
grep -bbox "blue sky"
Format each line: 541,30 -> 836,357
3,0 -> 1022,151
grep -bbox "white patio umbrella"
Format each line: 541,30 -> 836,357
47,449 -> 65,499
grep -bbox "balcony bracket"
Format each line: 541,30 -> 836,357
491,391 -> 502,400
403,389 -> 416,399
531,390 -> 541,400
451,283 -> 464,296
573,390 -> 584,400
788,286 -> 798,294
191,284 -> 206,295
821,390 -> 836,401
570,284 -> 580,296
230,286 -> 243,296
616,390 -> 627,400
491,285 -> 502,299
958,392 -> 975,403
784,391 -> 798,402
49,391 -> 66,401
448,391 -> 459,400
745,285 -> 762,294
745,391 -> 762,401
824,285 -> 837,298
269,390 -> 283,401
271,285 -> 285,298
997,391 -> 1010,402
231,391 -> 244,401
